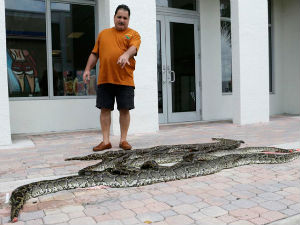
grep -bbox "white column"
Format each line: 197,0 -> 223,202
231,0 -> 270,124
96,0 -> 159,135
0,0 -> 12,145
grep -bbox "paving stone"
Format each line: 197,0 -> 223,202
205,196 -> 229,206
84,207 -> 109,216
121,217 -> 140,225
173,204 -> 198,214
164,199 -> 183,206
43,208 -> 61,215
19,210 -> 44,221
24,219 -> 43,225
108,209 -> 136,220
259,201 -> 287,211
179,195 -> 201,204
68,211 -> 86,219
278,198 -> 295,206
159,209 -> 177,217
228,220 -> 255,225
232,184 -> 255,191
200,206 -> 227,217
280,208 -> 298,216
52,191 -> 74,200
95,220 -> 123,225
60,205 -> 84,213
288,202 -> 300,212
231,199 -> 257,208
189,212 -> 207,221
258,192 -> 283,201
129,192 -> 152,200
221,203 -> 240,211
283,187 -> 300,194
3,221 -> 25,225
43,213 -> 69,224
136,212 -> 164,223
249,217 -> 270,225
260,211 -> 286,222
217,214 -> 238,223
255,184 -> 281,193
195,216 -> 226,225
229,208 -> 259,220
121,200 -> 145,209
231,190 -> 256,199
68,217 -> 96,225
153,194 -> 177,203
165,215 -> 194,225
193,202 -> 210,209
145,201 -> 170,212
1,216 -> 10,224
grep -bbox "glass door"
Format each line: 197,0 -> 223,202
157,15 -> 201,123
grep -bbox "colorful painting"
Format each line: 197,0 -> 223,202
7,48 -> 40,95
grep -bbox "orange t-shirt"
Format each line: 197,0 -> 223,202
92,27 -> 141,86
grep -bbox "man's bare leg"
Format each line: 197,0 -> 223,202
100,108 -> 111,144
119,109 -> 130,142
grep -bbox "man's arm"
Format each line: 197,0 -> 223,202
83,53 -> 98,83
117,46 -> 137,69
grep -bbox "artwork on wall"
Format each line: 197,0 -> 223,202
7,48 -> 40,95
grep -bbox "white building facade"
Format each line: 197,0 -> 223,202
0,0 -> 299,145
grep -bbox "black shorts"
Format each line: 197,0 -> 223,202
96,83 -> 135,110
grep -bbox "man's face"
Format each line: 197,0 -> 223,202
114,9 -> 129,31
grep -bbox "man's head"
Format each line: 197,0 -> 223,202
114,4 -> 130,31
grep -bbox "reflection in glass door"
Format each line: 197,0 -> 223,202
157,16 -> 201,123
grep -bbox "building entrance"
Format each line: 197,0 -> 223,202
157,15 -> 201,123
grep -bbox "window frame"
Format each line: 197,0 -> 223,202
8,0 -> 97,101
220,0 -> 232,95
156,0 -> 199,16
268,0 -> 274,94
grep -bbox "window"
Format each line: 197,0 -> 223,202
268,0 -> 273,93
156,0 -> 197,11
5,0 -> 96,98
220,0 -> 232,93
6,0 -> 47,97
51,2 -> 95,96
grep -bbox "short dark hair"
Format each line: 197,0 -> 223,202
115,4 -> 130,17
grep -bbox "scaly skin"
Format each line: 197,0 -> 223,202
9,140 -> 300,222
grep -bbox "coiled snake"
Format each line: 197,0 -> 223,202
9,138 -> 300,222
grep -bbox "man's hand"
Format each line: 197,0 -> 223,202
83,70 -> 91,84
117,53 -> 130,69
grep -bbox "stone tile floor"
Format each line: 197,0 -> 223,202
0,114 -> 299,225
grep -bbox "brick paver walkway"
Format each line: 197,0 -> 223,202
0,115 -> 299,225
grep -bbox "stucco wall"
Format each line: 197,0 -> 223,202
281,0 -> 300,114
0,0 -> 11,144
200,0 -> 233,121
9,0 -> 159,135
231,0 -> 269,124
270,0 -> 300,115
10,99 -> 99,134
108,0 -> 159,135
269,0 -> 284,115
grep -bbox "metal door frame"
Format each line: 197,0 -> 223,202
157,15 -> 201,124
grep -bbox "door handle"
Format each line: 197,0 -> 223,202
170,70 -> 176,83
162,65 -> 167,83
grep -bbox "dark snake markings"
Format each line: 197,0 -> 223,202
9,138 -> 300,222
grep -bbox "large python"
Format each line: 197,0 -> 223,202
9,138 -> 300,222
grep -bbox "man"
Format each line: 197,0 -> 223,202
83,4 -> 141,151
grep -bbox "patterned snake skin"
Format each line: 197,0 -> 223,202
9,138 -> 300,222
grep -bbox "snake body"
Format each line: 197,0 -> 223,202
9,138 -> 300,222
